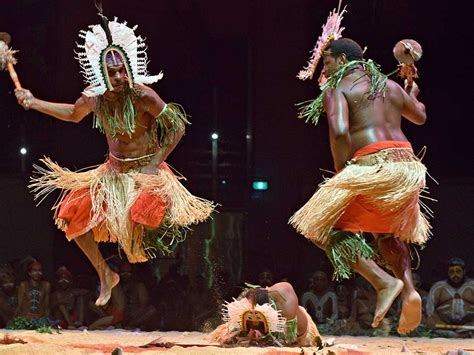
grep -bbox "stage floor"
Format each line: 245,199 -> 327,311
0,329 -> 473,354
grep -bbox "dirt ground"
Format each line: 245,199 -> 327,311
0,329 -> 473,355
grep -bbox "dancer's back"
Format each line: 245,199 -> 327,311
332,69 -> 426,154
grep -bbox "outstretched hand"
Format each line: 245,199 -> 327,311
404,79 -> 420,98
14,88 -> 34,110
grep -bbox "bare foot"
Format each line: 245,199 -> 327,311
95,269 -> 120,306
372,278 -> 403,328
397,290 -> 422,334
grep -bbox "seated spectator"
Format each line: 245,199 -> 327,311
335,283 -> 352,320
0,265 -> 18,327
119,262 -> 157,330
189,275 -> 220,331
75,273 -> 100,326
14,260 -> 50,320
300,270 -> 338,324
347,277 -> 376,331
341,277 -> 392,336
154,266 -> 191,331
426,257 -> 474,338
50,266 -> 85,329
412,273 -> 429,320
88,282 -> 125,330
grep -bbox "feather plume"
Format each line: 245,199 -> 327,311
298,3 -> 347,81
76,17 -> 163,97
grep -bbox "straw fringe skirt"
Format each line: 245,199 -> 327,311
29,157 -> 215,263
296,306 -> 320,346
289,148 -> 432,248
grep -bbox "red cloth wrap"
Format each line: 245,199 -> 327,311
57,164 -> 168,241
334,140 -> 414,233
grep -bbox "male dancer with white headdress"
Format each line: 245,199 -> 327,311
15,2 -> 214,306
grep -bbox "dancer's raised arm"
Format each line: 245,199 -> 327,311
15,88 -> 92,123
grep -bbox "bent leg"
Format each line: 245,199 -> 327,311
88,315 -> 115,330
374,234 -> 421,334
74,231 -> 119,306
351,257 -> 403,328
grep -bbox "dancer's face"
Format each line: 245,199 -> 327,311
242,310 -> 269,335
322,50 -> 339,77
322,49 -> 346,78
104,50 -> 130,93
107,64 -> 128,93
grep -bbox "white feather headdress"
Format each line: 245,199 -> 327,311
222,297 -> 286,334
297,3 -> 347,81
76,17 -> 163,97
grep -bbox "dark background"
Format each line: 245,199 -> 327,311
0,1 -> 472,288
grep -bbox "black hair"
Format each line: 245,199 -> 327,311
326,38 -> 364,61
245,287 -> 270,305
448,257 -> 465,269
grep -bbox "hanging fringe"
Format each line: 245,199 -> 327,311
297,59 -> 388,125
285,317 -> 298,345
325,231 -> 375,280
29,157 -> 215,263
94,86 -> 138,138
135,167 -> 214,226
155,103 -> 190,147
142,221 -> 188,259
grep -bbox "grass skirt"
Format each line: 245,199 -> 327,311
289,147 -> 432,248
29,157 -> 215,263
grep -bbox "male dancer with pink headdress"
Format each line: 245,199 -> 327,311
290,4 -> 431,334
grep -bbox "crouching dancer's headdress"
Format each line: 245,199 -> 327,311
76,1 -> 163,97
209,286 -> 295,346
222,297 -> 286,337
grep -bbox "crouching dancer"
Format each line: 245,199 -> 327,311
211,282 -> 320,347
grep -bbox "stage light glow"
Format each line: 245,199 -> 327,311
211,133 -> 219,140
20,147 -> 27,155
252,180 -> 268,191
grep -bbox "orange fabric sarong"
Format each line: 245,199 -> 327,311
57,164 -> 168,241
334,141 -> 413,234
30,153 -> 215,264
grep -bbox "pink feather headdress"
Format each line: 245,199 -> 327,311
297,2 -> 347,81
